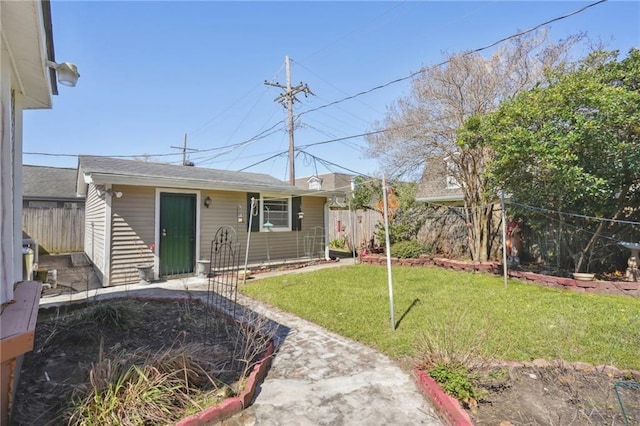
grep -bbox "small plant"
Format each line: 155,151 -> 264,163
390,240 -> 427,258
79,301 -> 141,330
429,363 -> 483,402
329,238 -> 346,249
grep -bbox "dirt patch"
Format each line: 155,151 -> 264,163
11,298 -> 247,425
466,364 -> 640,425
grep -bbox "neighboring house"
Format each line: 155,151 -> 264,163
22,165 -> 85,253
1,1 -> 74,423
23,165 -> 83,209
76,156 -> 338,286
296,172 -> 380,250
415,155 -> 507,259
415,155 -> 464,205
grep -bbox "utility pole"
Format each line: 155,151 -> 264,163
171,133 -> 197,166
264,56 -> 313,185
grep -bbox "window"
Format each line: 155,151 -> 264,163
445,157 -> 461,189
246,193 -> 301,232
307,176 -> 322,191
262,197 -> 290,231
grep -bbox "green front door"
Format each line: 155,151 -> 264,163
160,193 -> 196,276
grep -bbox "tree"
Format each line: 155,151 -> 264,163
351,177 -> 428,245
474,49 -> 640,272
366,30 -> 583,261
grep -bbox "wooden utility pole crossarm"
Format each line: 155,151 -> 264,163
264,56 -> 313,185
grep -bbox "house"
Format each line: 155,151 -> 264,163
23,165 -> 83,209
76,156 -> 340,286
415,155 -> 464,205
415,154 -> 508,259
296,172 -> 380,250
22,165 -> 85,254
1,0 -> 78,423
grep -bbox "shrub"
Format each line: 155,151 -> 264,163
329,238 -> 346,249
390,240 -> 426,258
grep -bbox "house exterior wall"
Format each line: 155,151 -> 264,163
99,186 -> 328,287
109,185 -> 156,286
200,192 -> 326,268
0,49 -> 21,305
84,184 -> 107,283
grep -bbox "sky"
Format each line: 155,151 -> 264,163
24,0 -> 640,182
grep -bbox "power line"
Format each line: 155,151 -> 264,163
511,201 -> 640,226
298,0 -> 608,117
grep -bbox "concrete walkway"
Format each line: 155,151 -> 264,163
40,260 -> 442,426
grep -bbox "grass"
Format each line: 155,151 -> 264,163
240,264 -> 640,370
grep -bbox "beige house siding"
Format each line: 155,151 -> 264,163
84,184 -> 106,283
200,193 -> 326,267
199,190 -> 245,264
109,185 -> 156,286
85,183 -> 329,287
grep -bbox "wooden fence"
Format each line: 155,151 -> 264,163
328,208 -> 380,250
22,207 -> 85,254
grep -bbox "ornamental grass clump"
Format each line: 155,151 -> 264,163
66,341 -> 230,426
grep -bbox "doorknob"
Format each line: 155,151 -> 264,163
162,229 -> 167,237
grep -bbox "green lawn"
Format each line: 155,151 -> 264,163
240,265 -> 640,370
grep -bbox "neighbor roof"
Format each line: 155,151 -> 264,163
295,172 -> 356,192
415,156 -> 464,204
23,165 -> 82,200
77,156 -> 337,197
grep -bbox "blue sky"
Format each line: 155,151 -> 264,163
24,1 -> 639,181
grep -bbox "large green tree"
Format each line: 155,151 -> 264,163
470,49 -> 640,272
367,31 -> 583,261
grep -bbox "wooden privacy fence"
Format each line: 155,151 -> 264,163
22,207 -> 85,254
328,208 -> 380,249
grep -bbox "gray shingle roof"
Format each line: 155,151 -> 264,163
23,165 -> 81,200
295,172 -> 355,192
78,156 -> 313,194
415,156 -> 464,203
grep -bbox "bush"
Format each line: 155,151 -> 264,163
329,238 -> 346,249
390,240 -> 426,258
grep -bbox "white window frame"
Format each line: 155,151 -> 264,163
260,195 -> 291,232
444,157 -> 461,190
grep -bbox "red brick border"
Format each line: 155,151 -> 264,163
413,367 -> 473,426
359,255 -> 639,297
177,342 -> 274,426
42,295 -> 277,426
414,362 -> 640,426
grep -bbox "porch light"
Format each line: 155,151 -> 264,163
263,205 -> 273,230
297,211 -> 304,220
237,205 -> 244,223
204,196 -> 212,208
47,61 -> 80,87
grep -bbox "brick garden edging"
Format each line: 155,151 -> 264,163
359,254 -> 640,297
414,367 -> 474,426
40,295 -> 276,426
177,342 -> 274,426
414,361 -> 640,426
